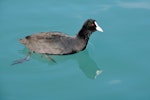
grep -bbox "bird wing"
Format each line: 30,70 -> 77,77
20,32 -> 75,55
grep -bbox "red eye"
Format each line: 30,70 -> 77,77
91,23 -> 95,26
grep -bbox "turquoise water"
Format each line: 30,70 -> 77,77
1,0 -> 150,100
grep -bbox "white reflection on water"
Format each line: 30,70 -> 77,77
95,1 -> 150,11
109,79 -> 122,85
116,1 -> 150,10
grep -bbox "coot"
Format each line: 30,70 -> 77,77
12,19 -> 103,65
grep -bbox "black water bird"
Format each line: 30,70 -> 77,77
12,19 -> 103,65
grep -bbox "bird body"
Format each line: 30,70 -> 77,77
19,19 -> 103,55
20,32 -> 87,55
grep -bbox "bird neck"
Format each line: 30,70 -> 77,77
77,27 -> 92,41
76,28 -> 93,51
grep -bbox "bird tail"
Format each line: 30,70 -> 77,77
19,38 -> 27,44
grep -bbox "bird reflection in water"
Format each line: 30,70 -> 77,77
15,48 -> 102,79
73,49 -> 102,79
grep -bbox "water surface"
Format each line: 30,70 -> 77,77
0,0 -> 150,100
